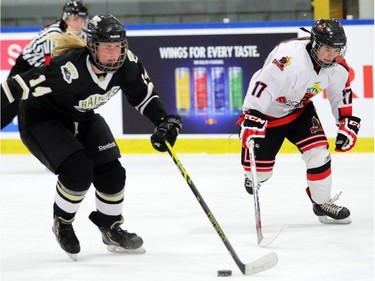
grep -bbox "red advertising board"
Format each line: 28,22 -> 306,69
1,40 -> 30,70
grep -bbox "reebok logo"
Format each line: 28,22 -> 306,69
98,142 -> 117,151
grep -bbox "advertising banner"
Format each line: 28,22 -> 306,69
122,32 -> 296,134
0,21 -> 373,140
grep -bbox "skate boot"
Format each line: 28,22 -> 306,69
52,216 -> 80,261
244,177 -> 254,195
89,211 -> 145,254
244,176 -> 263,195
306,187 -> 352,224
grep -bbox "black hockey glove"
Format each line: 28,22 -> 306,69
151,115 -> 182,152
335,116 -> 361,152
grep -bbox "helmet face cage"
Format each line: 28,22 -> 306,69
86,15 -> 128,72
310,19 -> 347,68
62,0 -> 89,20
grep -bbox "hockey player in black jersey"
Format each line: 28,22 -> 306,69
1,15 -> 182,260
1,0 -> 89,129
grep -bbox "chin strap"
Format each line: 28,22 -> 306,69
300,27 -> 311,34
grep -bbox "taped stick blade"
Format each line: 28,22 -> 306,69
244,252 -> 278,275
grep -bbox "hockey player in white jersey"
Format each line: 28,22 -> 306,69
238,19 -> 361,224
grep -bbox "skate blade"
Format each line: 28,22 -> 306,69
66,252 -> 78,261
54,236 -> 79,261
318,216 -> 352,224
107,245 -> 146,254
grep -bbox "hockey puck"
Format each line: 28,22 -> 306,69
217,270 -> 232,277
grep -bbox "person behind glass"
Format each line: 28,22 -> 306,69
1,0 -> 89,129
238,19 -> 360,224
1,14 -> 182,260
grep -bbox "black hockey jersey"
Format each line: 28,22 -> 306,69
1,47 -> 167,125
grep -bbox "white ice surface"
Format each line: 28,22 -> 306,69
1,153 -> 374,281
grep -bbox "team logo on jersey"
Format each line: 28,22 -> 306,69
74,86 -> 120,112
310,116 -> 323,134
61,62 -> 79,84
272,56 -> 291,71
275,97 -> 306,108
275,92 -> 312,109
277,82 -> 324,108
306,82 -> 323,96
127,50 -> 138,63
275,96 -> 287,103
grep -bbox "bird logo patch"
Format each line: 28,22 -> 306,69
272,56 -> 291,71
61,62 -> 79,84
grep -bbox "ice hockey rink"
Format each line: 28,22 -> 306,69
1,152 -> 373,281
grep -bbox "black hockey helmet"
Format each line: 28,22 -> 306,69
85,15 -> 128,72
310,19 -> 347,68
62,0 -> 88,20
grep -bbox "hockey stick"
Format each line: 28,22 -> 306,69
165,141 -> 278,275
248,139 -> 282,247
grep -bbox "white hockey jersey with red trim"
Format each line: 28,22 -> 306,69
243,40 -> 353,125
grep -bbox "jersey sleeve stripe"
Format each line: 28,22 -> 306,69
13,75 -> 30,100
2,80 -> 15,103
134,82 -> 155,113
138,95 -> 159,115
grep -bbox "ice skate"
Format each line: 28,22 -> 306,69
244,177 -> 254,195
52,216 -> 80,261
89,211 -> 145,254
244,176 -> 262,195
306,187 -> 352,224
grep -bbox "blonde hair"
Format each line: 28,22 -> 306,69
50,30 -> 86,56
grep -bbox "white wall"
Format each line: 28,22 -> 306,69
359,0 -> 374,19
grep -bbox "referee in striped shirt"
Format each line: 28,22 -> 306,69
1,0 -> 89,129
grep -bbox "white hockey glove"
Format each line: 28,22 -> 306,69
237,109 -> 268,149
335,116 -> 361,152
